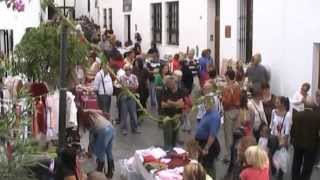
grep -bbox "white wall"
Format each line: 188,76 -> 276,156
253,0 -> 320,97
75,0 -> 99,23
99,0 -> 124,43
207,0 -> 215,55
0,0 -> 41,46
220,0 -> 238,61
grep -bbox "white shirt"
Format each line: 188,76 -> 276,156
114,69 -> 125,88
291,91 -> 309,112
270,110 -> 292,136
248,99 -> 268,130
93,70 -> 113,95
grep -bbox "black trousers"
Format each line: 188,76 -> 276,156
292,146 -> 316,180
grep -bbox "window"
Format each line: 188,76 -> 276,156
0,29 -> 14,57
108,8 -> 113,30
103,8 -> 107,27
88,0 -> 90,12
237,0 -> 253,63
167,2 -> 179,45
152,3 -> 162,43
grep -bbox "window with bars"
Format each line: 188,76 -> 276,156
108,8 -> 113,30
103,8 -> 107,27
167,1 -> 179,45
237,0 -> 253,63
0,29 -> 14,57
152,3 -> 162,43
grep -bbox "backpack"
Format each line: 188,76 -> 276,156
222,84 -> 241,109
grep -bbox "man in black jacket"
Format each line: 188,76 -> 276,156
291,106 -> 320,180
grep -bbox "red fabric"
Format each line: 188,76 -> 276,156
143,155 -> 158,163
171,58 -> 181,72
35,100 -> 47,134
110,59 -> 125,70
30,83 -> 48,136
30,83 -> 48,97
6,142 -> 13,161
199,72 -> 209,88
243,121 -> 253,136
167,157 -> 190,169
240,167 -> 269,180
80,95 -> 99,109
183,95 -> 193,112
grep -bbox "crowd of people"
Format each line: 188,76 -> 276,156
57,21 -> 320,180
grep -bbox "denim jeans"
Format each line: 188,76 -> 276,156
120,96 -> 138,131
97,94 -> 111,113
90,126 -> 114,162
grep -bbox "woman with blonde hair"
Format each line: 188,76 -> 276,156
240,145 -> 269,180
183,162 -> 212,180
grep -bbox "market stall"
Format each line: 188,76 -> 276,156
120,147 -> 198,180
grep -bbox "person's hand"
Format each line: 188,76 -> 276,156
202,147 -> 209,156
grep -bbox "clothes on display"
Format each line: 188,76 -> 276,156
121,147 -> 200,180
30,83 -> 49,137
46,90 -> 78,139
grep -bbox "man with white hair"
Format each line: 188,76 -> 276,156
160,75 -> 185,150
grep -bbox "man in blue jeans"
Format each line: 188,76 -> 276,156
93,63 -> 113,113
119,64 -> 141,135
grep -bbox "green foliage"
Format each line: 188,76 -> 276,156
0,94 -> 39,180
13,23 -> 89,86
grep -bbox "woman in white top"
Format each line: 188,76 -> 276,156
269,96 -> 291,178
270,96 -> 291,146
248,90 -> 267,140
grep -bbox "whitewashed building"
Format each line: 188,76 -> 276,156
74,0 -> 99,23
99,0 -> 320,97
219,0 -> 320,97
98,0 -> 220,65
0,0 -> 42,56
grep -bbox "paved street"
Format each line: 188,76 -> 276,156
109,96 -> 320,180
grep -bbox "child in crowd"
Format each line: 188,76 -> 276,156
185,139 -> 201,160
224,136 -> 257,180
183,162 -> 212,180
258,123 -> 269,152
240,146 -> 269,180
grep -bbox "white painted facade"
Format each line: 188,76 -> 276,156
218,0 -> 320,97
74,0 -> 99,23
252,0 -> 320,97
0,0 -> 42,47
98,0 -> 217,59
